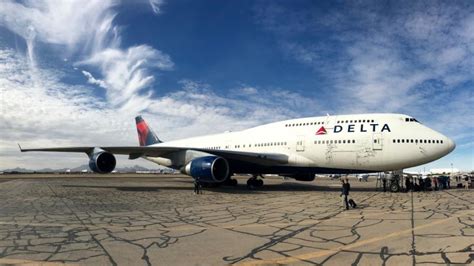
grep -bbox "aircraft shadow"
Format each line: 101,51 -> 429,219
62,182 -> 379,194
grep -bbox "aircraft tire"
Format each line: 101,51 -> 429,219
390,182 -> 400,193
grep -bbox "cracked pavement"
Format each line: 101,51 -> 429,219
0,174 -> 472,265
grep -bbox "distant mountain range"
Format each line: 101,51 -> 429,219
1,164 -> 168,173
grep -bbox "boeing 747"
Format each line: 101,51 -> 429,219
20,114 -> 455,188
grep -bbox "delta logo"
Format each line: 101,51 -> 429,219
316,123 -> 391,135
316,126 -> 327,135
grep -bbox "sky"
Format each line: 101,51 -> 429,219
0,0 -> 473,171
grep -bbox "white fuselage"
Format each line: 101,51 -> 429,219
146,113 -> 455,174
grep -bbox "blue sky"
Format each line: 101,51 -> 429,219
0,0 -> 473,171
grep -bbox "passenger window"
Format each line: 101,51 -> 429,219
441,140 -> 443,144
415,140 -> 418,143
352,140 -> 355,143
411,139 -> 414,143
405,118 -> 409,122
402,139 -> 405,143
343,140 -> 346,144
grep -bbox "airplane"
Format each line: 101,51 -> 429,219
20,113 -> 455,189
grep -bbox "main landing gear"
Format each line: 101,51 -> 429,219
224,177 -> 238,186
247,175 -> 264,189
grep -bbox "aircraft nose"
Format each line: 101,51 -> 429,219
446,137 -> 456,153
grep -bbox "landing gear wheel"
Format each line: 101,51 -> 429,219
390,182 -> 400,193
247,177 -> 264,189
228,178 -> 238,186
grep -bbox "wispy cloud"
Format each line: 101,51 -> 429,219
0,0 -> 172,113
79,45 -> 174,112
149,0 -> 165,14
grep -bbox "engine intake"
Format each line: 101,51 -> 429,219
89,150 -> 116,173
184,156 -> 229,183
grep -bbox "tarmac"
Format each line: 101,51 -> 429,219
0,174 -> 472,265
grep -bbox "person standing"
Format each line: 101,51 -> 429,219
341,179 -> 350,210
194,177 -> 202,194
382,176 -> 387,192
405,177 -> 411,192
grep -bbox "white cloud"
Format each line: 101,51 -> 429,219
82,70 -> 108,89
79,45 -> 174,112
0,0 -> 119,52
0,0 -> 172,114
255,1 -> 474,116
149,0 -> 165,14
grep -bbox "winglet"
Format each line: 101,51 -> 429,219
18,143 -> 23,152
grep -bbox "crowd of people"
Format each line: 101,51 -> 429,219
404,175 -> 470,192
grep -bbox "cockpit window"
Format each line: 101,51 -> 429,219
405,117 -> 420,123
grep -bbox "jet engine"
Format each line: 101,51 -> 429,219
184,156 -> 229,183
89,150 -> 116,173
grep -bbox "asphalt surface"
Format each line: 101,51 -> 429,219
0,174 -> 472,265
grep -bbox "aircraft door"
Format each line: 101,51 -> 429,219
296,135 -> 305,152
372,133 -> 383,150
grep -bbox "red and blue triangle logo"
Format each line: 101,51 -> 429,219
316,126 -> 327,135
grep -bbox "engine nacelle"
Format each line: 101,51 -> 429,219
89,150 -> 116,173
282,173 -> 315,181
184,156 -> 229,183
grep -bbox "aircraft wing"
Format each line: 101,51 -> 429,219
19,145 -> 289,165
